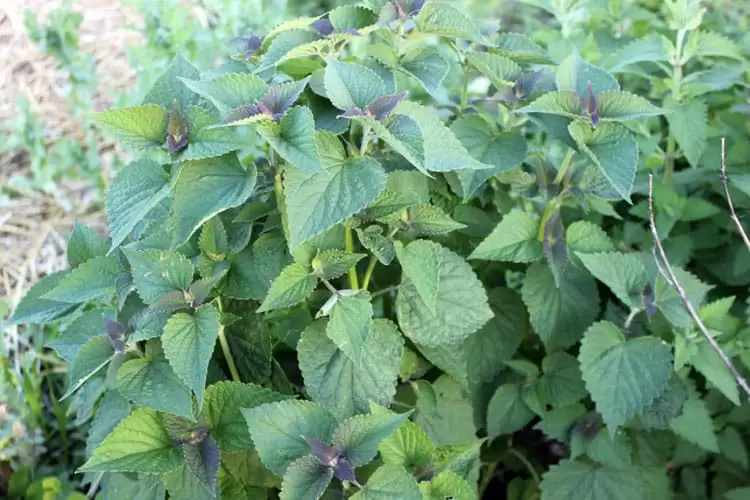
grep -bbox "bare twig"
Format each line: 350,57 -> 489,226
719,137 -> 750,253
648,174 -> 750,400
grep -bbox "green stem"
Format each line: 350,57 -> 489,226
478,462 -> 498,499
537,198 -> 560,242
360,124 -> 371,156
666,29 -> 685,185
624,308 -> 642,329
553,148 -> 575,185
508,448 -> 541,485
216,299 -> 241,382
345,227 -> 360,289
361,255 -> 378,291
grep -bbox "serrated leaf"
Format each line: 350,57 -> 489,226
171,153 -> 257,246
404,205 -> 466,236
259,106 -> 323,173
326,292 -> 373,364
420,470 -> 474,500
415,1 -> 488,44
392,101 -> 492,172
333,412 -> 411,467
298,319 -> 403,419
48,308 -> 115,363
597,91 -> 665,121
378,417 -> 434,471
198,217 -> 228,260
688,31 -> 744,61
579,321 -> 673,435
351,464 -> 421,499
361,170 -> 430,220
182,435 -> 220,493
566,221 -> 615,255
162,304 -> 220,406
494,32 -> 551,64
599,34 -> 671,73
516,91 -> 582,118
176,105 -> 246,162
79,408 -> 182,473
540,460 -> 654,500
257,262 -> 318,312
163,463 -> 217,499
719,426 -> 748,469
521,262 -> 599,351
413,376 -> 477,447
279,454 -> 333,500
106,160 -> 171,250
313,250 -> 366,280
577,252 -> 648,309
223,234 -> 291,301
285,156 -> 387,249
179,73 -> 267,113
568,120 -> 638,202
324,58 -> 386,110
222,447 -> 280,490
556,53 -> 619,96
123,249 -> 194,305
666,99 -> 707,167
450,115 -> 527,200
691,341 -> 740,405
534,404 -> 587,442
355,226 -> 395,265
43,255 -> 122,303
470,211 -> 542,262
487,383 -> 535,440
654,267 -> 712,328
9,270 -> 77,324
85,391 -> 132,458
329,5 -> 377,32
260,29 -> 321,71
465,51 -> 522,89
200,381 -> 290,453
542,352 -> 587,407
669,396 -> 718,452
637,375 -> 687,429
67,222 -> 108,267
116,355 -> 195,421
397,240 -> 492,346
224,311 -> 274,382
65,336 -> 115,398
142,55 -> 202,110
243,399 -> 338,476
91,105 -> 168,151
400,47 -> 450,94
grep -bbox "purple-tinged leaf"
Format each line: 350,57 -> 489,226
342,28 -> 362,36
305,437 -> 340,467
103,317 -> 127,352
395,0 -> 425,18
513,69 -> 544,100
543,209 -> 568,287
366,91 -> 408,120
332,456 -> 359,486
166,100 -> 188,153
260,77 -> 311,120
581,81 -> 599,127
150,290 -> 191,314
642,283 -> 657,317
222,104 -> 263,124
310,17 -> 335,36
341,107 -> 367,118
241,34 -> 264,57
183,434 -> 220,491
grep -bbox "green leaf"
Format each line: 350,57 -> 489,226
377,418 -> 434,471
521,262 -> 599,351
259,106 -> 323,173
298,319 -> 403,419
326,292 -> 374,365
415,1 -> 488,44
171,153 -> 257,246
360,170 -> 429,220
487,383 -> 535,440
669,396 -> 718,452
597,91 -> 666,121
666,98 -> 707,167
43,256 -> 122,303
224,312 -> 274,382
198,217 -> 228,260
67,222 -> 108,267
465,51 -> 522,89
65,336 -> 115,398
420,470 -> 474,500
324,57 -> 386,110
413,376 -> 477,447
719,426 -> 748,469
579,321 -> 673,435
329,5 -> 377,31
654,267 -> 712,328
433,440 -> 482,489
163,463 -> 216,499
534,404 -> 587,442
351,464 -> 421,500
566,221 -> 615,255
542,352 -> 587,407
470,211 -> 542,262
402,204 -> 466,236
397,240 -> 492,346
355,226 -> 395,265
178,105 -> 247,162
726,487 -> 750,500
577,252 -> 648,309
637,376 -> 688,429
691,341 -> 740,405
242,399 -> 338,476
392,101 -> 493,172
9,270 -> 77,324
494,32 -> 551,64
48,308 -> 115,363
516,91 -> 582,118
179,73 -> 267,113
687,31 -> 744,61
142,55 -> 202,110
395,239 -> 439,312
106,160 -> 171,250
400,47 -> 450,94
333,412 -> 411,467
568,120 -> 638,202
449,115 -> 528,200
222,447 -> 280,490
116,355 -> 195,421
312,250 -> 366,280
183,435 -> 220,493
540,460 -> 654,500
85,391 -> 132,458
223,234 -> 292,301
279,455 -> 333,500
599,34 -> 671,73
257,262 -> 318,312
162,304 -> 221,406
200,381 -> 290,453
123,249 -> 194,305
91,105 -> 168,151
79,408 -> 182,473
556,53 -> 619,95
284,156 -> 387,249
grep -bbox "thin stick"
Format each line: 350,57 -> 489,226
719,137 -> 750,253
648,174 -> 750,400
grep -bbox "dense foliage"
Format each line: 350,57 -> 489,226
6,0 -> 750,498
